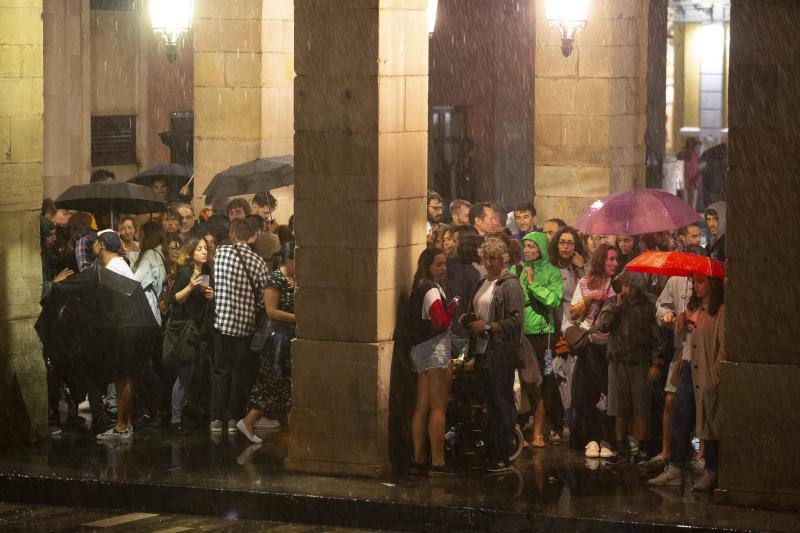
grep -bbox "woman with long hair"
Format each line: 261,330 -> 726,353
569,243 -> 618,458
649,275 -> 724,490
409,247 -> 459,476
134,221 -> 168,326
167,237 -> 215,430
236,241 -> 297,443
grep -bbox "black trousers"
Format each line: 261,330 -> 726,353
571,342 -> 613,447
211,331 -> 256,422
527,333 -> 565,433
479,366 -> 517,461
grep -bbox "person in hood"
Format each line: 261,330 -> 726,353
463,237 -> 526,474
598,271 -> 664,457
511,232 -> 564,447
705,201 -> 726,262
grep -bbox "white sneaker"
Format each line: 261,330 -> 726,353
96,426 -> 133,441
585,441 -> 600,458
648,465 -> 683,486
209,420 -> 224,433
253,417 -> 280,429
78,399 -> 91,412
236,419 -> 263,444
227,419 -> 237,431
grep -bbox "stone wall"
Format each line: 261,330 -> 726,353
717,0 -> 800,510
533,0 -> 649,224
193,0 -> 294,212
0,0 -> 48,445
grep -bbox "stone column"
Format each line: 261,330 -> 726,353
533,0 -> 649,223
193,0 -> 264,201
717,0 -> 800,510
0,0 -> 48,445
287,0 -> 428,476
42,0 -> 91,198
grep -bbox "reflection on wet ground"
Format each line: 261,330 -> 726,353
0,424 -> 798,532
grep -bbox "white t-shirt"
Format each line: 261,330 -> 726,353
472,278 -> 497,354
105,256 -> 135,280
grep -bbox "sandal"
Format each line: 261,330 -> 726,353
532,435 -> 546,448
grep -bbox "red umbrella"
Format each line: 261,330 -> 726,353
575,189 -> 702,236
625,251 -> 726,279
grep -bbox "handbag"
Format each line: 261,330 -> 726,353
232,245 -> 270,352
162,316 -> 200,369
565,280 -> 611,353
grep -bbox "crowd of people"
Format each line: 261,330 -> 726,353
39,169 -> 295,445
38,167 -> 728,491
411,191 -> 726,490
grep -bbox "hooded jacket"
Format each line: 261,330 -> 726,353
705,201 -> 726,262
598,272 -> 664,366
511,232 -> 564,335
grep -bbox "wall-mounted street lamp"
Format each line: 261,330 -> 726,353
428,0 -> 438,36
149,0 -> 193,63
545,0 -> 590,57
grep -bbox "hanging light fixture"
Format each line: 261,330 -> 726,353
149,0 -> 194,63
427,0 -> 439,36
545,0 -> 590,57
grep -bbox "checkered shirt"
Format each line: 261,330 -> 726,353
75,235 -> 95,272
213,243 -> 269,337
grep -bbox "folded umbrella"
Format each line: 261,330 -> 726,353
575,189 -> 702,236
55,181 -> 169,218
203,155 -> 293,198
625,251 -> 726,279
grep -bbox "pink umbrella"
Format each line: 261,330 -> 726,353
575,189 -> 702,236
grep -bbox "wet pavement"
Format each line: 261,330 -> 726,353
0,424 -> 798,532
0,501 -> 389,531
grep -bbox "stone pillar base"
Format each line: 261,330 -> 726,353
286,339 -> 392,477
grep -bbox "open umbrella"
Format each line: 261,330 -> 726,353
203,155 -> 293,198
625,251 -> 726,279
35,264 -> 161,381
55,181 -> 168,223
575,189 -> 702,236
128,163 -> 193,190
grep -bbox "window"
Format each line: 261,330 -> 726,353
91,115 -> 137,166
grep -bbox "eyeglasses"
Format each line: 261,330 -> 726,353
558,240 -> 576,246
590,235 -> 606,242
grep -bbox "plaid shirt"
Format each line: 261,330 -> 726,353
213,243 -> 269,337
75,235 -> 94,272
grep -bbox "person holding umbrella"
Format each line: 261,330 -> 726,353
92,230 -> 143,441
648,271 -> 725,490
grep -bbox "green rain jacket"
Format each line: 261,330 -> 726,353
512,232 -> 564,335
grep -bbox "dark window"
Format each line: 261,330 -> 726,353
91,115 -> 137,167
90,0 -> 134,10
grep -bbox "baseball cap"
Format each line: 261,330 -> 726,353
97,229 -> 122,253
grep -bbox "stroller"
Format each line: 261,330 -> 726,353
444,360 -> 525,468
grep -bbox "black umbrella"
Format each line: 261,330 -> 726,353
54,181 -> 168,221
35,264 -> 161,382
203,155 -> 293,198
128,164 -> 193,191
